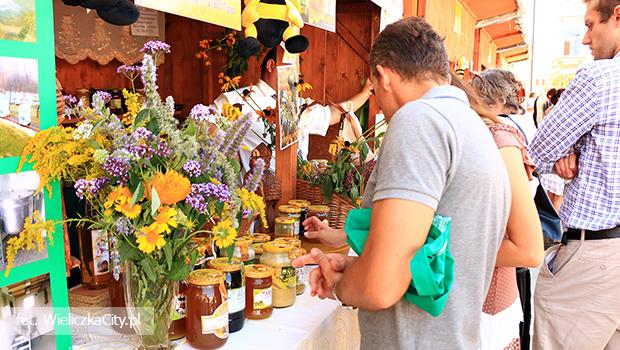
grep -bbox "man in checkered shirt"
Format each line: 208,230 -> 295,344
529,1 -> 620,348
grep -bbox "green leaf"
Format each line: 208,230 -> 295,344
168,260 -> 191,281
146,117 -> 160,135
163,243 -> 173,271
185,121 -> 197,136
131,182 -> 144,206
118,239 -> 139,261
228,158 -> 241,175
140,258 -> 157,282
134,109 -> 151,126
151,187 -> 161,216
321,176 -> 334,203
350,185 -> 359,201
86,139 -> 101,150
129,171 -> 139,190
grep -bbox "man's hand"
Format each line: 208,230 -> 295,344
302,217 -> 347,247
292,249 -> 355,299
554,153 -> 579,180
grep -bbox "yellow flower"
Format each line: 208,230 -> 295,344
4,211 -> 55,276
136,224 -> 166,254
103,209 -> 114,217
148,170 -> 191,205
105,186 -> 131,209
236,188 -> 267,228
297,82 -> 313,93
117,202 -> 142,219
212,219 -> 237,249
122,89 -> 141,126
328,143 -> 338,156
220,75 -> 241,92
222,102 -> 242,121
152,206 -> 178,234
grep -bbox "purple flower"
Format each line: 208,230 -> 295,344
189,104 -> 217,122
74,177 -> 109,199
64,95 -> 78,105
116,64 -> 142,76
140,40 -> 171,55
94,91 -> 112,104
128,144 -> 153,159
185,183 -> 231,213
102,156 -> 130,184
343,168 -> 355,191
362,159 -> 376,182
245,158 -> 265,192
155,140 -> 172,158
133,127 -> 152,140
183,160 -> 202,177
213,167 -> 223,181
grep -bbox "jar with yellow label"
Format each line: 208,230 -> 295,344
289,199 -> 311,235
273,237 -> 302,248
186,269 -> 228,349
274,217 -> 296,238
260,241 -> 296,308
306,205 -> 330,243
207,258 -> 245,333
251,243 -> 264,260
278,205 -> 302,236
251,233 -> 271,244
288,247 -> 307,295
244,264 -> 274,320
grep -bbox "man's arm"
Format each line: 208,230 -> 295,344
327,79 -> 373,125
336,199 -> 434,310
529,69 -> 598,174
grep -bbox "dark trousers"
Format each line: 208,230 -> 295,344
516,267 -> 531,350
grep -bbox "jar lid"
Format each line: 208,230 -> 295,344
273,237 -> 302,248
244,264 -> 274,279
275,216 -> 296,225
262,241 -> 293,253
188,269 -> 224,286
278,205 -> 302,214
251,243 -> 264,254
289,247 -> 307,260
234,235 -> 253,246
288,199 -> 311,208
252,233 -> 271,243
308,205 -> 330,212
207,257 -> 242,272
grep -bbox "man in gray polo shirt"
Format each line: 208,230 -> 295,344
295,17 -> 511,349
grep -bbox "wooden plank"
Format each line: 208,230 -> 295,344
275,108 -> 298,206
417,0 -> 427,17
336,17 -> 370,64
473,28 -> 481,71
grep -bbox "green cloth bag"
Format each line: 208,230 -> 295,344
345,208 -> 454,317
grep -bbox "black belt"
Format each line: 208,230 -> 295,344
564,227 -> 620,241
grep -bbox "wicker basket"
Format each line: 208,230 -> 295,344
295,179 -> 355,229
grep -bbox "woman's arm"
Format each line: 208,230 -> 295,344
496,146 -> 544,267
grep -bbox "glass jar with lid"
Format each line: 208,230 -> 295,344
274,217 -> 296,238
251,243 -> 264,260
186,269 -> 228,349
273,237 -> 301,248
288,247 -> 307,295
251,233 -> 271,244
260,241 -> 296,308
278,205 -> 302,236
221,236 -> 255,265
306,205 -> 330,243
244,264 -> 274,320
288,199 -> 311,235
207,258 -> 245,333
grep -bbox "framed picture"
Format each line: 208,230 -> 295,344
0,0 -> 36,43
277,65 -> 299,151
0,56 -> 39,159
0,0 -> 71,348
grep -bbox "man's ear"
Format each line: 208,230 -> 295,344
267,59 -> 276,73
376,65 -> 392,92
614,4 -> 620,23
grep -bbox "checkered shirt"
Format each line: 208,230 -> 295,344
529,52 -> 620,230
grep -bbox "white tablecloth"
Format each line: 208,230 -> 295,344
72,270 -> 360,350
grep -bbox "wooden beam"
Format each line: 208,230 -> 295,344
473,28 -> 481,71
335,17 -> 370,64
475,11 -> 520,29
496,42 -> 528,53
492,31 -> 523,41
275,109 -> 298,207
417,0 -> 427,17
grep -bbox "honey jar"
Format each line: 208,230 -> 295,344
260,242 -> 296,308
288,247 -> 307,295
306,205 -> 330,243
186,269 -> 228,349
278,205 -> 302,236
251,233 -> 271,244
288,199 -> 311,235
273,237 -> 302,248
274,217 -> 296,238
244,264 -> 274,320
207,258 -> 245,333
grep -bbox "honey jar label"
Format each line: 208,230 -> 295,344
172,290 -> 186,321
228,287 -> 245,313
201,300 -> 229,339
253,287 -> 272,310
273,266 -> 297,289
92,230 -> 110,276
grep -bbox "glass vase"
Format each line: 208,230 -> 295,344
124,260 -> 177,349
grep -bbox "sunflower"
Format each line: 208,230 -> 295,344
222,102 -> 242,121
152,206 -> 178,234
220,75 -> 242,92
117,202 -> 142,219
136,224 -> 166,254
297,81 -> 313,93
105,186 -> 131,209
148,170 -> 191,205
212,219 -> 237,249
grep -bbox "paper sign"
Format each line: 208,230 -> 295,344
131,7 -> 160,37
136,0 -> 241,30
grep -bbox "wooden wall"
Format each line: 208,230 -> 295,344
425,0 -> 476,64
479,29 -> 497,69
56,14 -> 260,116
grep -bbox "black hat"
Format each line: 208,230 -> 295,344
61,0 -> 86,6
96,0 -> 140,26
81,0 -> 121,9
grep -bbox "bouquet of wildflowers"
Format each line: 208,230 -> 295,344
18,41 -> 266,346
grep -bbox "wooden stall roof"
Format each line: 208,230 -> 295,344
461,0 -> 529,63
